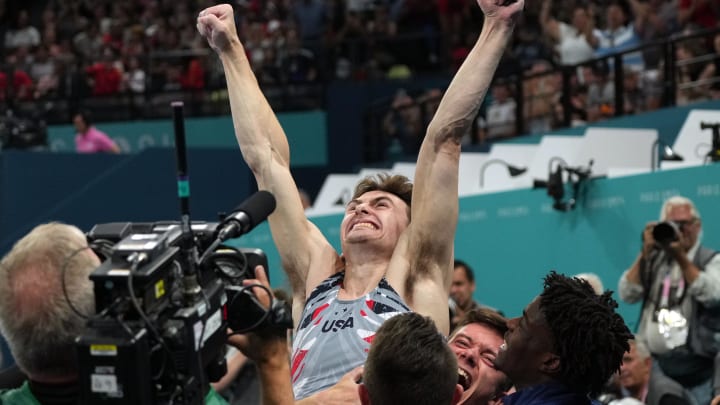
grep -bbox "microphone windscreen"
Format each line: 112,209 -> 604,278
234,190 -> 277,229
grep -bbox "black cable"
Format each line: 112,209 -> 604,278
149,340 -> 168,383
227,283 -> 274,335
126,258 -> 174,382
198,238 -> 222,267
202,250 -> 250,285
60,246 -> 94,319
95,297 -> 124,319
89,239 -> 115,261
61,242 -> 129,321
114,314 -> 135,337
110,310 -> 168,382
127,260 -> 164,342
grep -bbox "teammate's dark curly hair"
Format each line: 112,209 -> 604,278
539,271 -> 632,396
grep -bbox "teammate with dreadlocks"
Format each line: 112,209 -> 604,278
494,271 -> 632,405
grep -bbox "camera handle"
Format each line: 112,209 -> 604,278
700,121 -> 720,163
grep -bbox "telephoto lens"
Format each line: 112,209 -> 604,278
652,221 -> 679,246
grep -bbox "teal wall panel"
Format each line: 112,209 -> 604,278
0,149 -> 253,255
47,111 -> 328,166
236,164 -> 720,330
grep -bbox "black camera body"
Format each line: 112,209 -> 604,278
0,110 -> 48,150
77,221 -> 278,404
652,221 -> 680,246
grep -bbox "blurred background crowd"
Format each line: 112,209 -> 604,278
0,0 -> 719,158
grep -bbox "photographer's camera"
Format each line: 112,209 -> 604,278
652,221 -> 680,246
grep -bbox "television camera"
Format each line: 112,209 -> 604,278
533,158 -> 594,212
74,102 -> 290,404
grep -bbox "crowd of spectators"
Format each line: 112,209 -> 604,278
0,0 -> 479,115
0,0 -> 719,157
373,0 -> 720,159
1,0 -> 214,120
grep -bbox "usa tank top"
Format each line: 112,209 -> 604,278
290,272 -> 411,399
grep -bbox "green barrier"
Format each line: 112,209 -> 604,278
235,164 -> 720,330
48,111 -> 328,167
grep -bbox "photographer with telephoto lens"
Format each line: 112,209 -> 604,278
619,196 -> 720,405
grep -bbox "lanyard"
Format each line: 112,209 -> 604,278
659,272 -> 685,309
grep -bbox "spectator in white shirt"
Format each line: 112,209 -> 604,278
4,10 -> 40,49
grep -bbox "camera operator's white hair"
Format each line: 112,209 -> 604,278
659,196 -> 700,221
0,222 -> 97,379
630,339 -> 651,360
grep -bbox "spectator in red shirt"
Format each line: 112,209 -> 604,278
0,55 -> 34,101
0,71 -> 33,101
85,50 -> 122,96
102,22 -> 125,54
678,0 -> 719,30
181,58 -> 205,90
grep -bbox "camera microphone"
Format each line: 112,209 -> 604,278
171,101 -> 204,300
217,190 -> 277,241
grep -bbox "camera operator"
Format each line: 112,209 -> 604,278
0,222 -> 229,404
618,196 -> 720,405
0,223 -> 98,404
